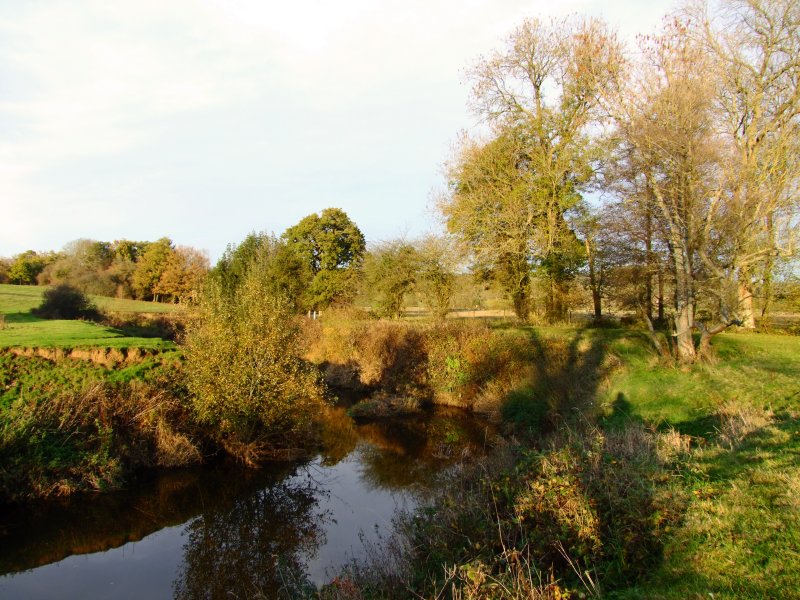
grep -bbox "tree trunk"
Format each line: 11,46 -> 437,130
585,238 -> 602,319
674,303 -> 696,362
592,289 -> 602,320
738,280 -> 756,329
645,202 -> 654,323
671,240 -> 696,363
511,282 -> 530,322
657,268 -> 665,322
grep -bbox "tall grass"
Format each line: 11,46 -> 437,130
0,374 -> 201,501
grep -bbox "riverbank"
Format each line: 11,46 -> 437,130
320,328 -> 800,599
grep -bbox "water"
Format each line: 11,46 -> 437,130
0,409 -> 494,599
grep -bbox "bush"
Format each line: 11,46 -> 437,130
425,322 -> 534,410
34,284 -> 99,320
184,256 -> 328,465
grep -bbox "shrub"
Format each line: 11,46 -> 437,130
34,283 -> 99,320
354,321 -> 427,394
425,322 -> 533,409
184,256 -> 327,465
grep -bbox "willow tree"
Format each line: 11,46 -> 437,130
441,17 -> 623,321
695,0 -> 800,327
612,21 -> 725,362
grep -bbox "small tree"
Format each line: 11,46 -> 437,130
415,235 -> 458,321
184,254 -> 327,465
363,240 -> 419,319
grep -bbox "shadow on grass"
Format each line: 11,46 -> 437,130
497,326 -> 685,591
3,312 -> 45,324
503,325 -> 627,432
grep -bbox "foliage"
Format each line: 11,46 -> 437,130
415,235 -> 458,320
154,245 -> 209,304
424,321 -> 534,410
442,17 -> 622,322
325,326 -> 800,599
8,250 -> 52,285
132,237 -> 174,300
363,240 -> 419,318
212,232 -> 274,295
304,315 -> 537,411
184,254 -> 327,465
282,207 -> 366,309
33,284 -> 99,320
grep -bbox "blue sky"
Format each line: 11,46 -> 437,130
1,0 -> 674,262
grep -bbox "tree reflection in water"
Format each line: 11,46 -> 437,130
173,475 -> 327,599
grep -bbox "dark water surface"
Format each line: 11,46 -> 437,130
0,409 -> 495,599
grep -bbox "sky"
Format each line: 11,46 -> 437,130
0,0 -> 676,262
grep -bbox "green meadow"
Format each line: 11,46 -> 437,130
0,284 -> 178,349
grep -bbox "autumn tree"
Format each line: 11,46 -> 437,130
442,17 -> 623,321
415,235 -> 458,321
8,251 -> 51,285
607,2 -> 800,361
155,246 -> 210,304
184,250 -> 326,464
132,238 -> 174,301
692,0 -> 800,327
611,21 -> 724,361
363,240 -> 419,319
281,208 -> 366,310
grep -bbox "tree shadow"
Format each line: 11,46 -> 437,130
504,325 -> 624,432
3,311 -> 44,324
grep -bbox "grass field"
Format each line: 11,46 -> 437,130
0,284 -> 179,349
596,330 -> 800,598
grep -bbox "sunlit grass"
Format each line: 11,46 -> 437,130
0,284 -> 179,349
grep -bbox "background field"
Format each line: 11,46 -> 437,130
0,284 -> 179,349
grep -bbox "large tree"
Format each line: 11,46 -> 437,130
441,16 -> 623,321
281,208 -> 365,310
607,1 -> 799,361
695,0 -> 800,327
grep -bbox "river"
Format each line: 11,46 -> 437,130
0,408 -> 495,599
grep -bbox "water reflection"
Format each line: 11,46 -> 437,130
0,408 -> 495,599
174,477 -> 324,599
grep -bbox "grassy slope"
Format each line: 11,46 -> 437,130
595,329 -> 800,599
0,284 -> 178,349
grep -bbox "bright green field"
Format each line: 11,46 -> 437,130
0,284 -> 179,349
594,329 -> 800,599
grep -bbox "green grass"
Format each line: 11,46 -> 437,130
601,331 -> 800,435
0,284 -> 181,315
0,284 -> 178,349
588,330 -> 800,599
0,317 -> 174,349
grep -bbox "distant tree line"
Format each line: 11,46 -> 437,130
0,238 -> 208,303
5,1 -> 799,365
